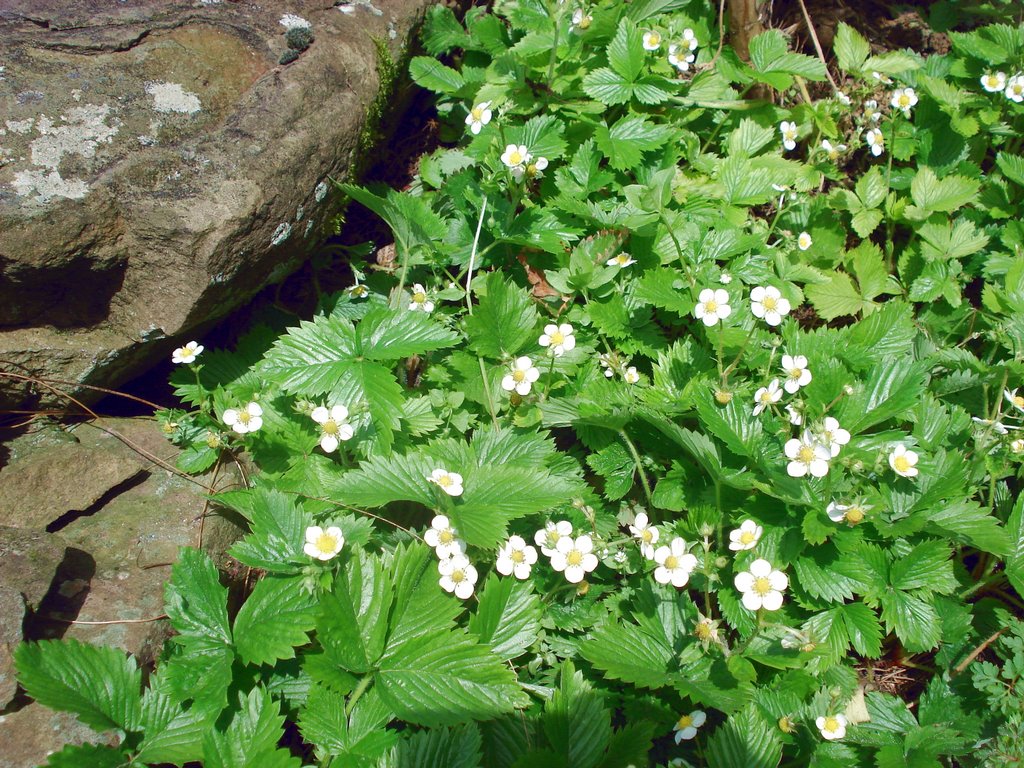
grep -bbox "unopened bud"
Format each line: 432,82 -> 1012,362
714,389 -> 733,405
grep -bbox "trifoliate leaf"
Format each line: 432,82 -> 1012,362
749,29 -> 827,87
805,271 -> 865,320
909,167 -> 980,214
161,641 -> 235,719
835,360 -> 928,432
233,575 -> 317,665
409,57 -> 465,94
694,389 -> 764,460
14,639 -> 142,734
387,543 -> 463,647
299,686 -> 396,765
469,575 -> 542,660
465,272 -> 539,358
580,67 -> 634,106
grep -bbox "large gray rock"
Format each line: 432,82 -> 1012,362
0,0 -> 434,407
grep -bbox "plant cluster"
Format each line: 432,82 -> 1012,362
14,1 -> 1024,766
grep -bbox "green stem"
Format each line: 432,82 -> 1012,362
466,197 -> 500,431
345,674 -> 373,717
546,14 -> 561,88
619,428 -> 655,508
721,325 -> 758,381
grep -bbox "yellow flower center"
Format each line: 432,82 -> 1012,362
511,549 -> 525,563
759,392 -> 773,404
648,32 -> 660,45
845,506 -> 865,524
509,151 -> 523,165
513,369 -> 526,382
740,531 -> 756,544
899,94 -> 910,107
704,299 -> 718,313
789,367 -> 803,379
753,576 -> 772,595
677,715 -> 693,729
894,456 -> 911,472
549,331 -> 564,345
450,569 -> 466,584
1013,395 -> 1024,408
316,533 -> 338,554
823,717 -> 839,732
439,529 -> 454,544
237,411 -> 251,424
322,419 -> 338,435
471,107 -> 484,120
641,529 -> 654,543
798,446 -> 815,463
987,75 -> 1000,87
413,291 -> 427,304
545,530 -> 561,548
437,474 -> 453,487
579,16 -> 591,29
664,555 -> 679,569
762,295 -> 778,310
614,255 -> 629,265
567,550 -> 583,566
695,622 -> 712,640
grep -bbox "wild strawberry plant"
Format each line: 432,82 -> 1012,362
15,2 -> 1024,766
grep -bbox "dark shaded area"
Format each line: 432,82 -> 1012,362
22,546 -> 96,642
0,255 -> 127,330
44,469 -> 148,533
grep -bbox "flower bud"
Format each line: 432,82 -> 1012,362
714,389 -> 733,405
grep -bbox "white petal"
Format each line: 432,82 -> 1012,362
311,406 -> 329,424
740,591 -> 763,610
320,434 -> 339,453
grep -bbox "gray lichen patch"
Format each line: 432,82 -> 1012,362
144,82 -> 202,115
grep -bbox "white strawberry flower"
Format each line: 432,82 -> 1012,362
311,405 -> 354,453
1005,74 -> 1024,103
223,402 -> 263,434
981,71 -> 1007,93
465,101 -> 492,135
972,417 -> 1013,434
501,356 -> 540,396
734,558 -> 788,611
624,366 -> 640,384
693,288 -> 731,326
786,403 -> 804,426
797,231 -> 813,251
424,514 -> 465,559
888,444 -> 919,478
571,8 -> 592,31
550,534 -> 599,583
496,535 -> 538,579
781,354 -> 812,394
628,512 -> 660,559
1004,388 -> 1024,412
750,285 -> 791,326
827,501 -> 872,525
428,468 -> 464,496
821,139 -> 847,161
816,714 -> 848,741
863,99 -> 881,122
500,143 -> 531,180
642,30 -> 662,51
779,120 -> 799,151
653,537 -> 698,587
890,87 -> 918,116
438,552 -> 478,599
835,91 -> 851,105
607,253 -> 636,267
673,710 -> 706,742
668,44 -> 696,72
535,520 -> 572,557
348,283 -> 369,299
1012,438 -> 1024,454
753,379 -> 783,416
171,340 -> 204,364
785,432 -> 831,478
538,323 -> 576,356
819,416 -> 850,457
728,519 -> 763,551
680,27 -> 699,51
304,525 -> 344,561
865,127 -> 885,157
871,71 -> 893,84
409,283 -> 434,313
525,156 -> 549,180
